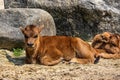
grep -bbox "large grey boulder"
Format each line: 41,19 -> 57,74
103,0 -> 120,9
3,0 -> 120,40
27,0 -> 120,40
0,8 -> 56,49
4,0 -> 27,8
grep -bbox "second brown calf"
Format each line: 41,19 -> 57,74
92,32 -> 120,59
20,25 -> 100,66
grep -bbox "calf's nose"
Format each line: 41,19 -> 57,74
27,43 -> 33,47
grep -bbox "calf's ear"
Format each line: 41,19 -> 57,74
38,25 -> 44,32
20,26 -> 25,34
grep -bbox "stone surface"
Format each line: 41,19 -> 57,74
104,0 -> 120,9
0,0 -> 4,9
4,0 -> 27,8
27,0 -> 120,40
3,0 -> 120,40
0,8 -> 56,49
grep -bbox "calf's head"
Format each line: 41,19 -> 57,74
109,34 -> 120,47
93,32 -> 111,43
101,32 -> 112,43
20,25 -> 44,48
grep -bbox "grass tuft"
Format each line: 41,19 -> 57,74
13,48 -> 23,57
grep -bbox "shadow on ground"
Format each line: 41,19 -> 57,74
6,54 -> 25,65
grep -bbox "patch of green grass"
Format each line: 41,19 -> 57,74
13,48 -> 23,57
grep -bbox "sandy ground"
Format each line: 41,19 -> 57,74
0,49 -> 120,80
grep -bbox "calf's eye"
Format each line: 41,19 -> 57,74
25,35 -> 29,38
34,35 -> 38,38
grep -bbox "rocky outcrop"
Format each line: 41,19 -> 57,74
4,0 -> 27,8
103,0 -> 120,9
27,0 -> 120,40
0,9 -> 56,49
3,0 -> 120,40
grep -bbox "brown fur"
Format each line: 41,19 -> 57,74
92,32 -> 112,49
92,32 -> 120,59
109,34 -> 120,48
20,25 -> 100,66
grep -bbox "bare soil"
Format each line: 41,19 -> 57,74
0,49 -> 120,80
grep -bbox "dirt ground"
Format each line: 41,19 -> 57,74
0,49 -> 120,80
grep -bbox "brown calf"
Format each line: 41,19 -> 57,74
92,32 -> 120,59
20,25 -> 100,66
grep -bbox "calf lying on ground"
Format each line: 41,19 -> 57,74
92,32 -> 120,59
20,25 -> 100,66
